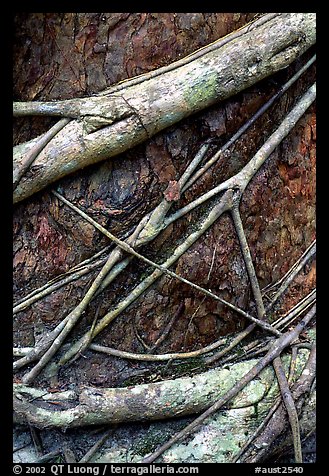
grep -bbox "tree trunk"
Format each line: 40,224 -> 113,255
13,13 -> 316,464
13,13 -> 315,203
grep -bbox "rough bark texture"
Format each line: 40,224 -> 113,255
13,350 -> 315,462
13,13 -> 315,203
13,13 -> 316,463
12,351 -> 305,429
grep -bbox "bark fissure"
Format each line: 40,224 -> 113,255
13,13 -> 315,203
13,13 -> 316,464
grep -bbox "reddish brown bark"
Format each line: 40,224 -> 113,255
13,13 -> 316,392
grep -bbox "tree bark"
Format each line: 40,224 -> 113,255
13,13 -> 316,463
13,349 -> 310,429
13,13 -> 315,204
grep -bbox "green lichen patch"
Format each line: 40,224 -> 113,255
183,69 -> 220,112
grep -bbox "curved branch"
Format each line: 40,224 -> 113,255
13,337 -> 312,430
141,305 -> 315,463
15,82 -> 316,382
242,344 -> 316,463
13,13 -> 315,203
